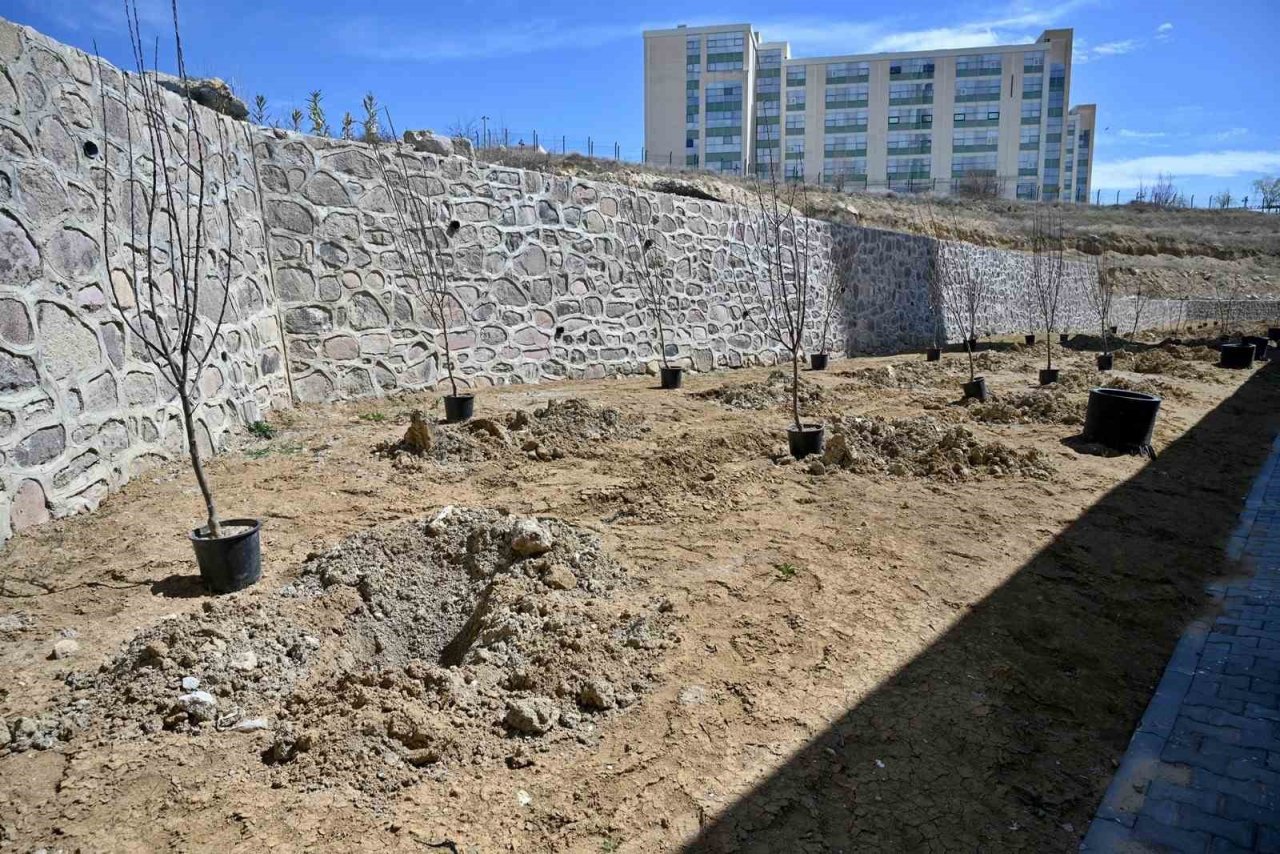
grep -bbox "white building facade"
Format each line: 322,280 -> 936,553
643,23 -> 1097,203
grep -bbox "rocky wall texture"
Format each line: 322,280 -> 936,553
256,137 -> 838,403
0,19 -> 290,538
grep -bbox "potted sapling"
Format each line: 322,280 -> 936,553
1030,208 -> 1067,385
97,1 -> 261,593
810,264 -> 851,371
732,158 -> 824,458
1085,247 -> 1116,370
621,185 -> 682,388
924,231 -> 944,362
928,205 -> 992,400
372,111 -> 473,420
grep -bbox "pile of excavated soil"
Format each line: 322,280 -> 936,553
25,510 -> 675,796
695,369 -> 826,410
967,387 -> 1086,426
585,426 -> 777,523
1114,345 -> 1222,380
839,362 -> 952,390
506,397 -> 645,460
375,411 -> 500,468
375,399 -> 644,468
817,415 -> 1055,481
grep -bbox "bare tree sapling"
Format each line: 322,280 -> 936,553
97,0 -> 242,548
619,185 -> 680,384
1029,208 -> 1067,380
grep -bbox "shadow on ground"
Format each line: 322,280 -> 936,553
687,363 -> 1280,852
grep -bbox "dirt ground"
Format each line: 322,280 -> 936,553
2,334 -> 1279,852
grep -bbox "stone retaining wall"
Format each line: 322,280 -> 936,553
2,17 -> 1271,540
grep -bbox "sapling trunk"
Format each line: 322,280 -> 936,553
1045,337 -> 1052,370
180,391 -> 221,538
791,348 -> 802,431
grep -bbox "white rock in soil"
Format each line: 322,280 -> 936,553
426,505 -> 455,536
0,720 -> 11,748
231,718 -> 271,733
229,649 -> 259,671
509,519 -> 554,557
577,678 -> 616,711
180,676 -> 200,691
51,638 -> 80,660
504,697 -> 558,734
178,691 -> 218,722
677,685 -> 707,706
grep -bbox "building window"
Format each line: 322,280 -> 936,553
785,114 -> 805,133
955,79 -> 1002,101
953,129 -> 999,150
825,61 -> 869,83
889,82 -> 933,105
824,109 -> 868,131
889,57 -> 935,79
825,84 -> 869,107
953,103 -> 999,123
888,108 -> 932,128
1020,127 -> 1040,147
956,53 -> 1002,76
887,131 -> 931,154
1022,74 -> 1043,99
786,90 -> 806,110
786,66 -> 806,87
1021,101 -> 1042,123
951,153 -> 997,178
1023,50 -> 1046,72
824,133 -> 867,156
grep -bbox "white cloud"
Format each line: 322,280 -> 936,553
339,0 -> 1097,63
1092,39 -> 1139,56
1155,22 -> 1174,40
1091,150 -> 1280,189
1117,129 -> 1168,140
759,0 -> 1094,55
1213,127 -> 1249,142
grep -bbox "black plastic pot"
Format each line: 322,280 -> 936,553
1040,368 -> 1060,385
809,353 -> 830,371
1024,334 -> 1037,346
1109,325 -> 1119,335
786,423 -> 825,460
1082,388 -> 1162,455
966,337 -> 979,352
926,347 -> 941,362
660,366 -> 684,389
962,376 -> 989,402
443,394 -> 475,422
1244,336 -> 1270,361
1059,333 -> 1070,345
1269,327 -> 1280,342
190,518 -> 262,594
1219,343 -> 1255,370
1097,353 -> 1114,371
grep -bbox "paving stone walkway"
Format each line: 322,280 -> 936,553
1083,435 -> 1280,852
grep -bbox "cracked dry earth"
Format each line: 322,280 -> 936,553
2,343 -> 1277,852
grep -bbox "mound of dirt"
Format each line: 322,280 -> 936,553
819,416 -> 1055,481
839,362 -> 950,390
1114,345 -> 1221,380
968,387 -> 1086,425
37,510 -> 675,795
507,397 -> 644,460
375,410 -> 500,468
695,369 -> 825,410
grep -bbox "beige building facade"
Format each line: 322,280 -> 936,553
643,23 -> 1097,203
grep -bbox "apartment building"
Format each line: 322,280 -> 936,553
643,23 -> 1097,203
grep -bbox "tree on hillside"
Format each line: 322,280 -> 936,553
1254,176 -> 1280,210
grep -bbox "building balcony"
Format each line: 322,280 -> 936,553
953,118 -> 999,128
824,147 -> 868,158
890,71 -> 934,80
1021,116 -> 1042,125
1019,141 -> 1040,150
824,123 -> 868,134
955,92 -> 1001,103
888,119 -> 933,130
825,98 -> 869,109
952,144 -> 998,153
956,66 -> 1002,77
889,96 -> 933,106
825,74 -> 869,84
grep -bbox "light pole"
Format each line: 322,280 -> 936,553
480,115 -> 490,149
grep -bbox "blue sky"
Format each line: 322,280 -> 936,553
5,0 -> 1279,205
